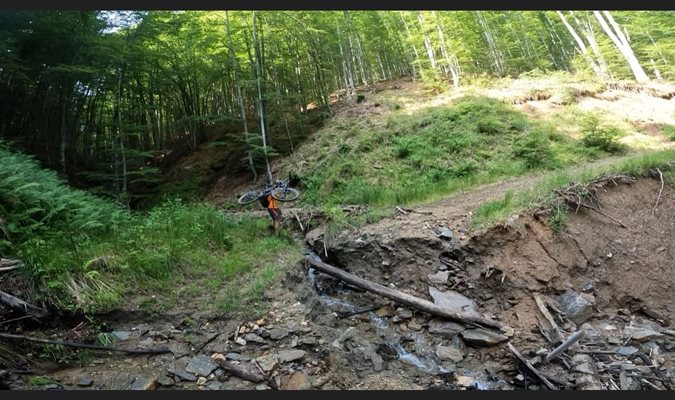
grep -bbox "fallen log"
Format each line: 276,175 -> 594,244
0,290 -> 49,318
0,332 -> 171,354
305,253 -> 507,331
213,358 -> 266,383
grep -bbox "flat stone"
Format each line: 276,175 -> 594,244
168,363 -> 197,382
456,376 -> 475,387
207,343 -> 229,354
436,345 -> 464,362
76,377 -> 93,387
256,384 -> 271,390
111,331 -> 132,340
428,319 -> 465,338
556,291 -> 594,324
460,328 -> 508,346
206,381 -> 225,390
407,320 -> 423,331
278,350 -> 306,363
578,323 -> 599,338
429,287 -> 479,316
427,271 -> 450,285
298,337 -> 317,346
395,308 -> 413,320
44,384 -> 62,390
571,354 -> 598,375
185,355 -> 218,377
128,376 -> 159,390
268,328 -> 290,340
157,376 -> 175,387
166,342 -> 190,358
255,354 -> 279,372
624,327 -> 664,342
225,353 -> 251,362
438,227 -> 454,239
616,346 -> 639,356
243,333 -> 265,344
280,371 -> 311,390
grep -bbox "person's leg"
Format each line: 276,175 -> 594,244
270,208 -> 282,232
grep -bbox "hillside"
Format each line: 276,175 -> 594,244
197,74 -> 675,208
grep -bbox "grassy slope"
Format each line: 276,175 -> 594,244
281,76 -> 673,212
0,142 -> 300,315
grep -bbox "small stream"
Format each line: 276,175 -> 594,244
306,260 -> 512,390
307,266 -> 447,374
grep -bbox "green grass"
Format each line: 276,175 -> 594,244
664,125 -> 675,141
291,95 -> 604,210
27,376 -> 60,386
1,141 -> 300,314
470,149 -> 675,230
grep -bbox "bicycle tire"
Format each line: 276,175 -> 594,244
271,187 -> 300,202
237,191 -> 261,205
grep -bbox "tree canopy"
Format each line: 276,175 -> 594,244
0,11 -> 673,204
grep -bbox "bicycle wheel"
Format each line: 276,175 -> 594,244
271,187 -> 300,202
237,191 -> 261,205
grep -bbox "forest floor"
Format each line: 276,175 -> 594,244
2,75 -> 675,391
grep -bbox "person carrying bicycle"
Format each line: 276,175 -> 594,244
259,181 -> 283,232
237,177 -> 300,233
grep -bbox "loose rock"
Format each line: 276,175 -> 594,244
278,349 -> 306,363
76,377 -> 93,387
225,353 -> 251,362
255,354 -> 279,372
128,376 -> 159,390
185,355 -> 218,377
460,328 -> 508,346
428,319 -> 466,338
427,271 -> 450,285
269,328 -> 290,341
243,333 -> 266,344
429,287 -> 479,316
280,371 -> 311,390
555,291 -> 594,324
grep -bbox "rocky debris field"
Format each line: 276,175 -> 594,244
1,176 -> 674,390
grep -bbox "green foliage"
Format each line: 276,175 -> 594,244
663,125 -> 675,141
579,113 -> 626,153
548,203 -> 568,234
1,142 -> 297,313
298,95 -> 592,209
513,129 -> 557,169
95,333 -> 116,346
28,376 -> 60,386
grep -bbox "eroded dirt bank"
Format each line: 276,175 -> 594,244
2,176 -> 673,390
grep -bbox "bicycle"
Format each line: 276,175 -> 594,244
237,178 -> 301,205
